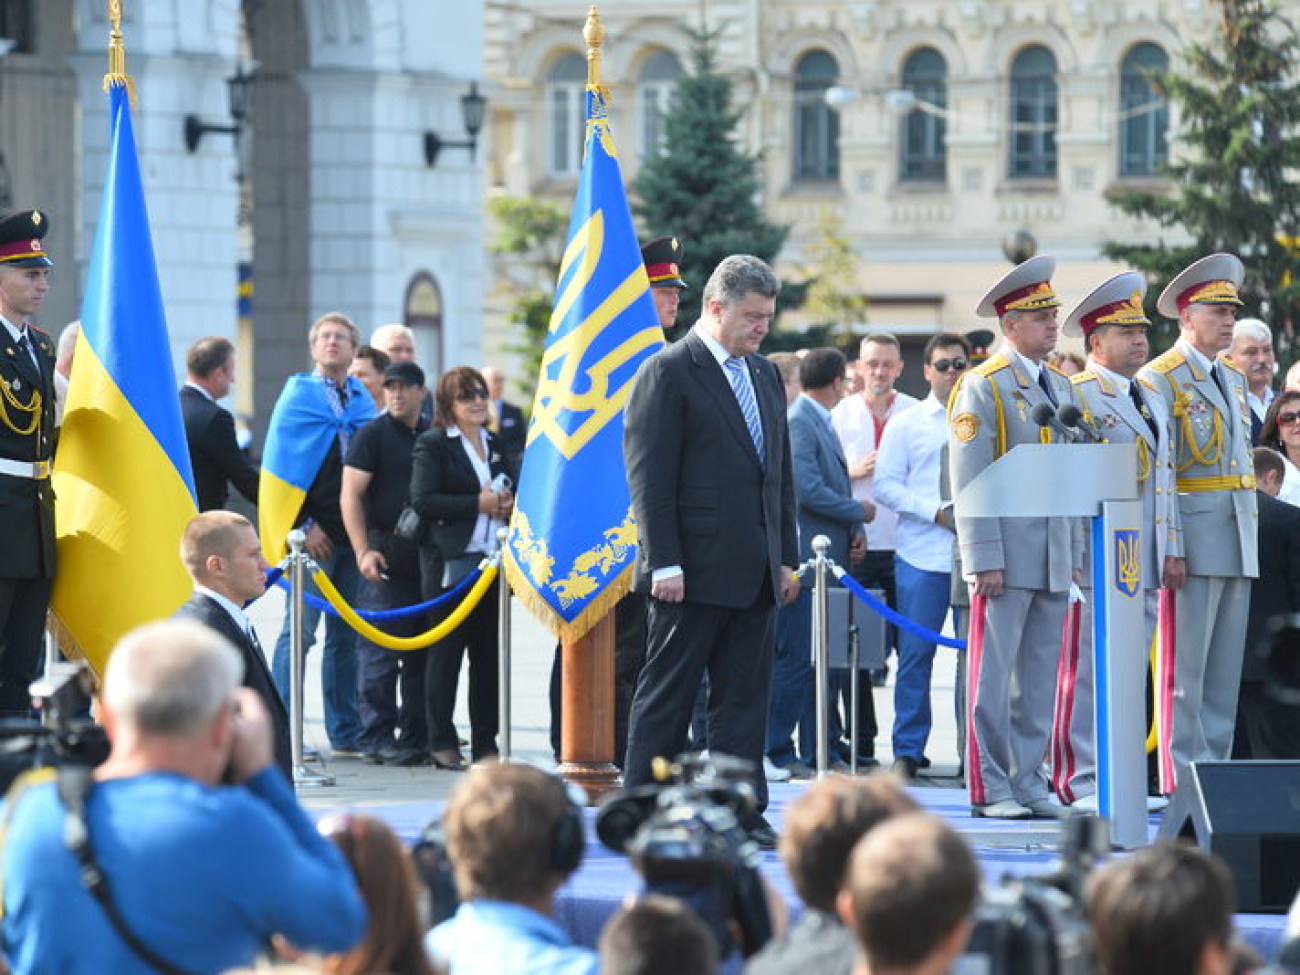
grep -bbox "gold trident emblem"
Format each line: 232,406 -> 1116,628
1114,529 -> 1141,597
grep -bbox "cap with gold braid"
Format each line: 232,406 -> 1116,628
0,210 -> 54,268
976,254 -> 1060,320
1155,252 -> 1245,318
1063,271 -> 1150,338
640,236 -> 686,290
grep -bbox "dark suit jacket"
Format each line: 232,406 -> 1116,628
0,324 -> 56,579
1244,490 -> 1300,681
174,593 -> 292,779
180,385 -> 260,512
409,427 -> 513,560
494,399 -> 526,468
624,330 -> 797,608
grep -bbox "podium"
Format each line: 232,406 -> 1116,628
955,443 -> 1147,848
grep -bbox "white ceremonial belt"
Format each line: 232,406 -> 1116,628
0,458 -> 50,480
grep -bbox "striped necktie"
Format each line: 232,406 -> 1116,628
724,356 -> 764,460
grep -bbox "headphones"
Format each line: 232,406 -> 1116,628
551,779 -> 588,876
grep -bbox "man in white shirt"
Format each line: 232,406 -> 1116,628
832,333 -> 915,763
1222,317 -> 1275,445
873,333 -> 969,779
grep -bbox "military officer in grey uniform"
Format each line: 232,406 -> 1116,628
1138,254 -> 1258,789
1052,272 -> 1185,810
949,255 -> 1082,820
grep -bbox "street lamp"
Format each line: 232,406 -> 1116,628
423,82 -> 488,167
183,61 -> 253,154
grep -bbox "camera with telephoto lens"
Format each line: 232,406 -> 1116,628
0,662 -> 109,793
956,815 -> 1107,975
595,751 -> 773,959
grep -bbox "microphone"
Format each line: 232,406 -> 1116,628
1058,403 -> 1104,443
1031,402 -> 1077,442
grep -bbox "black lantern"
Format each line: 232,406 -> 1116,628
424,82 -> 487,167
1001,228 -> 1038,265
184,61 -> 252,153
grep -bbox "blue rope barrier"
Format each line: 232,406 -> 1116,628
261,562 -> 484,621
833,566 -> 967,650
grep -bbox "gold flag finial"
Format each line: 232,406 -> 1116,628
583,5 -> 604,90
103,0 -> 137,103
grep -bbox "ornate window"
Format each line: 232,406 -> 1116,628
1008,45 -> 1058,179
638,49 -> 683,159
793,49 -> 840,182
547,52 -> 586,177
1119,43 -> 1170,177
899,47 -> 947,182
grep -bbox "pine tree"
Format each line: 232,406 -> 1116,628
634,29 -> 790,328
1103,0 -> 1300,347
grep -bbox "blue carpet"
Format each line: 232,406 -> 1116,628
322,778 -> 1289,959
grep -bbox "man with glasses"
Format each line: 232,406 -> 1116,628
949,256 -> 1082,819
1139,254 -> 1257,787
1053,273 -> 1183,810
873,333 -> 969,780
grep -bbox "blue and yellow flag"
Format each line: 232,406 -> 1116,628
503,85 -> 664,640
50,82 -> 199,676
259,373 -> 375,563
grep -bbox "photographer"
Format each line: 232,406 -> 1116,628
745,776 -> 917,975
1085,842 -> 1234,975
425,763 -> 595,975
0,619 -> 365,973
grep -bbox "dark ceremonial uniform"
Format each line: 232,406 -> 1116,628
0,210 -> 57,716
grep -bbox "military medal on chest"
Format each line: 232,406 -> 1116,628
1012,390 -> 1029,423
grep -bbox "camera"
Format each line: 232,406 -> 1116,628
596,751 -> 773,959
411,819 -> 460,928
957,815 -> 1107,975
0,662 -> 109,793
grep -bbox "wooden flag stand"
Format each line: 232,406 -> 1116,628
557,609 -> 621,800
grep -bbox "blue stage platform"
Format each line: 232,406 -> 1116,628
327,778 -> 1289,960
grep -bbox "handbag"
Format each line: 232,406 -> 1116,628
393,506 -> 423,544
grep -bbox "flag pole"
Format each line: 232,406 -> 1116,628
556,5 -> 620,801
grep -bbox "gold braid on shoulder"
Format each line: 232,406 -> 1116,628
0,381 -> 40,436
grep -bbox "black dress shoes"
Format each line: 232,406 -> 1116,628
743,814 -> 778,850
431,749 -> 468,771
891,756 -> 919,780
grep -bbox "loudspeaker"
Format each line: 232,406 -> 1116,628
1157,760 -> 1300,913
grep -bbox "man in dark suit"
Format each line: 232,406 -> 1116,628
181,336 -> 260,512
174,510 -> 291,777
0,209 -> 58,717
1234,448 -> 1300,758
768,348 -> 869,776
482,365 -> 526,471
623,254 -> 799,848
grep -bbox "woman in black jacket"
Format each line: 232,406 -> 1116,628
409,366 -> 515,768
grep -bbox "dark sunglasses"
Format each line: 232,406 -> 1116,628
455,388 -> 490,402
930,357 -> 968,373
1277,410 -> 1300,427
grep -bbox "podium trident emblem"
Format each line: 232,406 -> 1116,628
1113,529 -> 1141,597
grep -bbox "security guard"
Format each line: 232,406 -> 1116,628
1052,272 -> 1184,810
640,236 -> 687,332
949,255 -> 1082,820
0,209 -> 57,716
1138,253 -> 1257,789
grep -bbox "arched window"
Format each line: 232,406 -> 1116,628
899,47 -> 947,182
1008,45 -> 1058,179
547,52 -> 587,177
793,50 -> 840,182
638,50 -> 683,159
1119,43 -> 1169,177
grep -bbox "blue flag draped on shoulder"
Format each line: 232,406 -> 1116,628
50,81 -> 199,676
503,85 -> 664,640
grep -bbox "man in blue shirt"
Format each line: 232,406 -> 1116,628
1,618 -> 366,974
426,763 -> 596,975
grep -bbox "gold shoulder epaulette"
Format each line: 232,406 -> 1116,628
1220,357 -> 1245,376
1138,377 -> 1159,393
1044,362 -> 1069,379
1069,370 -> 1095,387
1147,347 -> 1185,375
972,354 -> 1008,378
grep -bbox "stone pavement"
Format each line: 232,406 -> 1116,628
246,586 -> 966,811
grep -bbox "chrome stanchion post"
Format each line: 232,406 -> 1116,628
811,535 -> 831,779
849,623 -> 860,777
288,529 -> 333,788
496,528 -> 512,765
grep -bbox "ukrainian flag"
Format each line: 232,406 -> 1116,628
259,374 -> 374,563
50,82 -> 199,675
503,84 -> 664,640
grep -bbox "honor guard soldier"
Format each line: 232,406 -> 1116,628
1052,272 -> 1184,810
1138,254 -> 1258,789
949,255 -> 1082,820
641,236 -> 687,332
0,209 -> 57,717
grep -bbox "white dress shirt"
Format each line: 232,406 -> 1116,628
872,392 -> 954,573
194,584 -> 259,644
448,425 -> 504,555
832,389 -> 917,550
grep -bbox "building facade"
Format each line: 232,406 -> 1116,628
484,0 -> 1206,361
